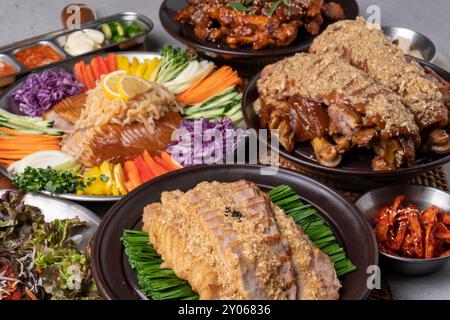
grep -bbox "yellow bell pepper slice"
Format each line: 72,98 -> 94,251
134,63 -> 147,78
99,161 -> 114,195
111,184 -> 120,196
113,163 -> 128,195
144,58 -> 161,81
117,56 -> 128,72
129,57 -> 140,75
116,56 -> 124,70
82,167 -> 105,195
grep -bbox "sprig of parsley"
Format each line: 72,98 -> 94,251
228,0 -> 289,16
228,1 -> 254,12
12,167 -> 85,194
268,0 -> 289,16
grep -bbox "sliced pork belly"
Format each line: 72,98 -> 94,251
231,180 -> 340,299
61,111 -> 181,167
142,180 -> 341,300
143,198 -> 224,299
43,109 -> 75,133
42,94 -> 87,133
184,181 -> 296,300
51,94 -> 86,123
272,206 -> 341,299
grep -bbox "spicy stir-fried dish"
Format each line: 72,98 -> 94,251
375,196 -> 450,259
142,180 -> 342,300
254,18 -> 450,171
174,0 -> 346,50
310,17 -> 450,154
0,191 -> 99,300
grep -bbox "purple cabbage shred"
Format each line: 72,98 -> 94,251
167,118 -> 241,166
11,69 -> 84,116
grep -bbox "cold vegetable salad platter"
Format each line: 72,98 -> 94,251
0,47 -> 244,201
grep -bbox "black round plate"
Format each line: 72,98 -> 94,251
242,58 -> 450,189
91,164 -> 377,300
159,0 -> 359,59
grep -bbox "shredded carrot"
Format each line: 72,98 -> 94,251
124,160 -> 142,191
97,56 -> 110,75
160,151 -> 183,170
154,156 -> 172,172
107,53 -> 117,72
90,58 -> 101,81
24,287 -> 38,301
176,66 -> 240,105
0,146 -> 60,153
74,62 -> 86,91
85,64 -> 97,90
142,150 -> 169,177
177,65 -> 215,96
0,134 -> 61,140
0,127 -> 35,136
134,155 -> 154,183
0,133 -> 61,162
0,159 -> 15,166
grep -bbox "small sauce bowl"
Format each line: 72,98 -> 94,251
382,26 -> 437,62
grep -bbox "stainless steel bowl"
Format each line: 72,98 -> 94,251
382,26 -> 437,62
356,184 -> 450,276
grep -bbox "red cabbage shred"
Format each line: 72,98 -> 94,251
167,118 -> 241,166
11,69 -> 84,116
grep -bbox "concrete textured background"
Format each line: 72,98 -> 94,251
0,0 -> 449,57
0,0 -> 449,299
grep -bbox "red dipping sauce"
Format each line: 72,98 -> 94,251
14,44 -> 63,69
0,60 -> 17,77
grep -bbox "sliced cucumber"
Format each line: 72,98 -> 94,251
0,121 -> 45,134
183,91 -> 241,116
224,103 -> 242,116
115,22 -> 127,37
0,108 -> 63,135
100,23 -> 116,40
127,30 -> 141,39
203,92 -> 241,109
127,22 -> 143,38
184,108 -> 226,120
228,110 -> 244,124
112,35 -> 128,43
0,108 -> 46,123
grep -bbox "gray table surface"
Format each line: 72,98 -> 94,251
0,0 -> 449,300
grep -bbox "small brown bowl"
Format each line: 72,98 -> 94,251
355,184 -> 450,276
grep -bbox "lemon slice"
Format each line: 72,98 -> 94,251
102,70 -> 126,100
118,75 -> 151,101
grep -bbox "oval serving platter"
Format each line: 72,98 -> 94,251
91,164 -> 378,300
160,0 -> 359,60
242,58 -> 450,190
0,189 -> 100,249
0,52 -> 161,202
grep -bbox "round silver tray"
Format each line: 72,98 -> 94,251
0,51 -> 162,202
